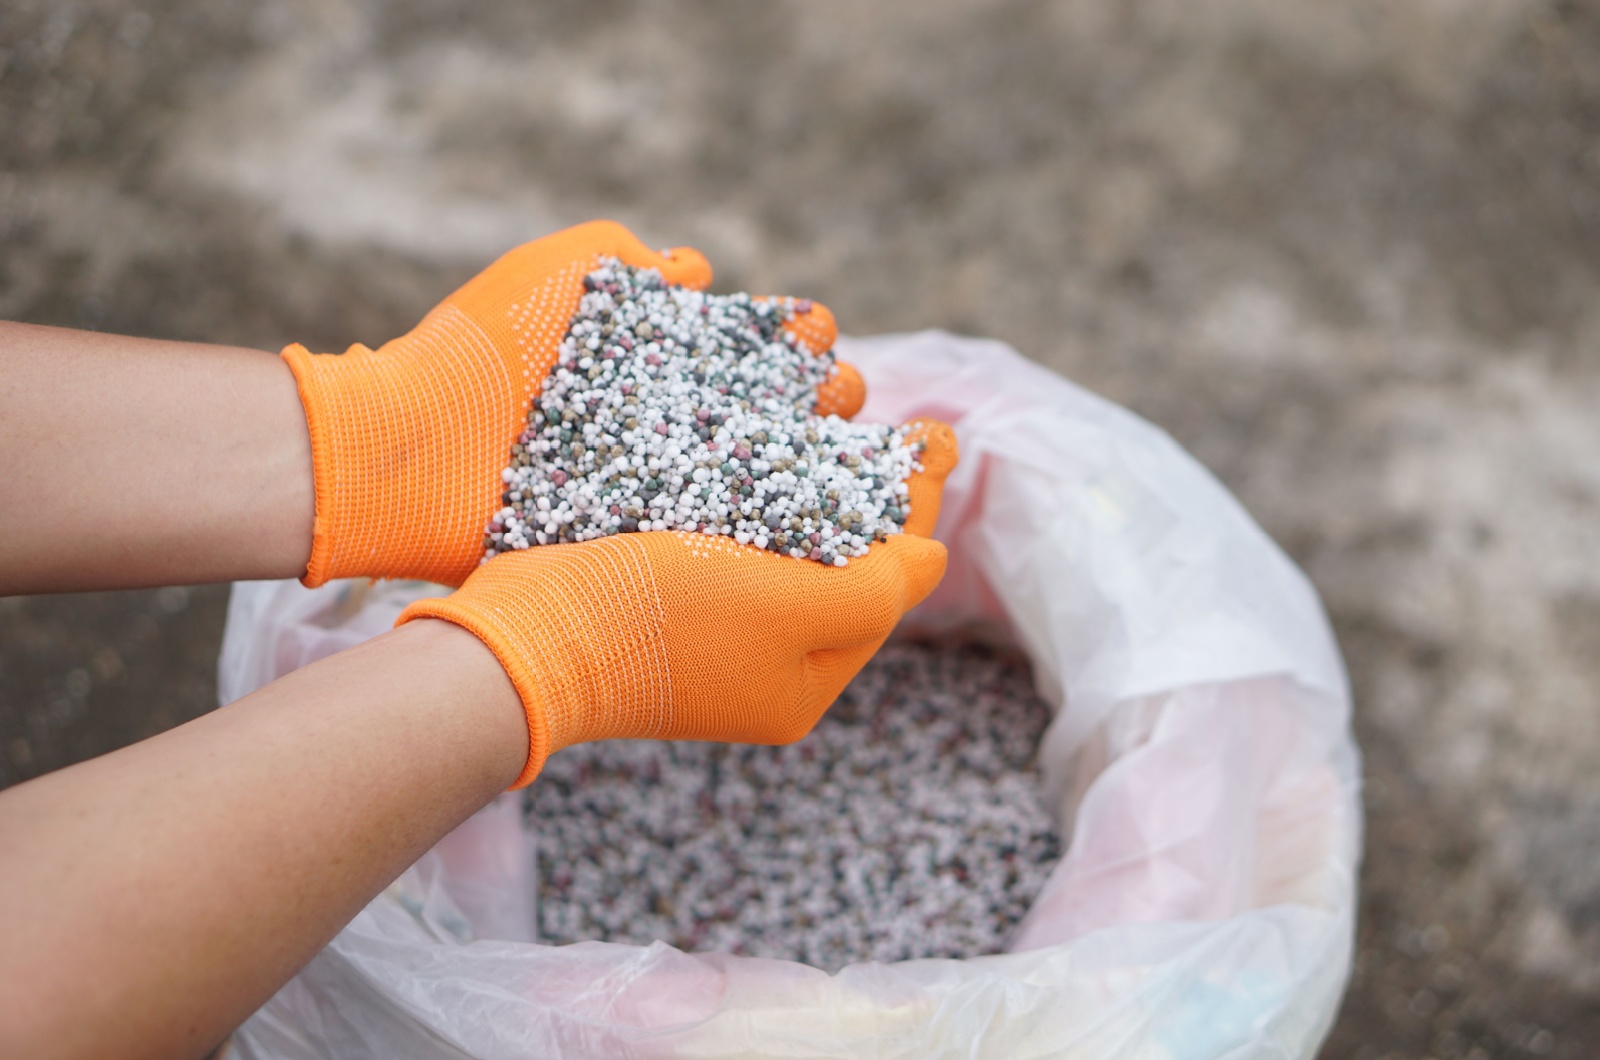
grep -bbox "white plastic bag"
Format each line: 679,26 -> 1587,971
222,330 -> 1359,1059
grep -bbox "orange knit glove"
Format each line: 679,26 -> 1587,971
281,220 -> 866,588
397,422 -> 957,788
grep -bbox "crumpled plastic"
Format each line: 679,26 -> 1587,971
220,330 -> 1360,1060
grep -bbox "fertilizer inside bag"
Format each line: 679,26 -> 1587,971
530,640 -> 1062,970
222,330 -> 1360,1060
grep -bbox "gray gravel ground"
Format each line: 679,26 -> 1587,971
4,2 -> 1600,1055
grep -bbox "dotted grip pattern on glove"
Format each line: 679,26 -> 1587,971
280,220 -> 865,589
398,421 -> 957,788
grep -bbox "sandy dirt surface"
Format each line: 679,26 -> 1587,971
4,2 -> 1600,1055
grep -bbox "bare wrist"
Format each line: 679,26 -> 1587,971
388,618 -> 529,791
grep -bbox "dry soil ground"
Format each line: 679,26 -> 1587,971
4,2 -> 1600,1056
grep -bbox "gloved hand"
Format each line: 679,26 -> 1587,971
281,220 -> 865,588
398,422 -> 957,787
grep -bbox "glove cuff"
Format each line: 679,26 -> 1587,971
280,330 -> 509,588
280,342 -> 346,587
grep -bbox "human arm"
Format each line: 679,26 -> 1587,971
0,321 -> 315,594
0,617 -> 527,1059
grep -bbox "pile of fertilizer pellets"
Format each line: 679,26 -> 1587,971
527,642 -> 1061,971
488,259 -> 923,567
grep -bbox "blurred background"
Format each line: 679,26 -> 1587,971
3,1 -> 1599,1055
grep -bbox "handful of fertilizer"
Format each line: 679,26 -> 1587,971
487,260 -> 924,567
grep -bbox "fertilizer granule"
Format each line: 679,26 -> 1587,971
488,260 -> 924,566
528,641 -> 1061,971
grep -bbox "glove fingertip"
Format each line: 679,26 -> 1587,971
657,245 -> 713,290
579,220 -> 712,290
908,419 -> 959,477
815,361 -> 867,419
784,300 -> 838,354
900,419 -> 959,538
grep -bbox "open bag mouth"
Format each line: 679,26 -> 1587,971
219,330 -> 1359,1060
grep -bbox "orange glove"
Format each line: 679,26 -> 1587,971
397,422 -> 957,787
281,220 -> 866,588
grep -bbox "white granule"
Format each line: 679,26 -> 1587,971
528,642 -> 1061,971
487,260 -> 923,566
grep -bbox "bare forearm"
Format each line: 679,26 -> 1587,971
0,322 -> 315,593
0,619 -> 526,1060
